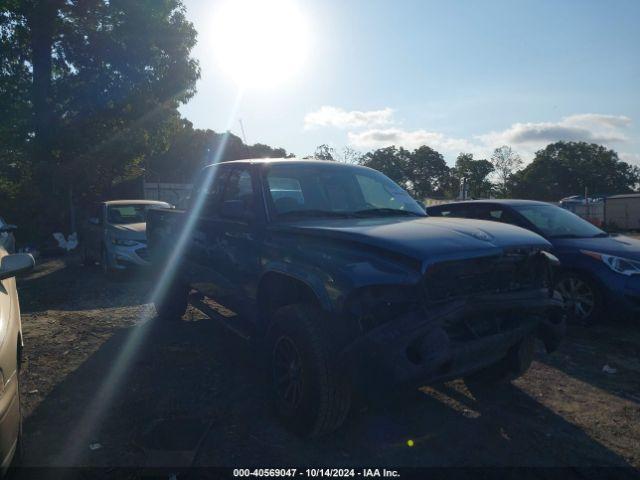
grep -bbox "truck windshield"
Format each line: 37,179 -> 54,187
264,163 -> 425,218
107,203 -> 170,224
514,204 -> 606,238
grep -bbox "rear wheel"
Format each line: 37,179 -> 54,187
554,272 -> 602,325
81,245 -> 94,267
154,281 -> 189,322
101,247 -> 114,277
466,334 -> 535,386
267,304 -> 351,437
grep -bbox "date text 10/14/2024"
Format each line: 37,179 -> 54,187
233,469 -> 401,478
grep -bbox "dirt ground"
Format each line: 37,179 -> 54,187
11,254 -> 640,474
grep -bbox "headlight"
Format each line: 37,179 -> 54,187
581,250 -> 640,276
111,238 -> 139,246
541,250 -> 560,266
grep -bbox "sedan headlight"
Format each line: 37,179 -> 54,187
111,238 -> 139,247
581,250 -> 640,276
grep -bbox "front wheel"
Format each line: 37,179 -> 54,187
554,272 -> 602,325
267,304 -> 351,437
466,334 -> 535,387
154,281 -> 189,322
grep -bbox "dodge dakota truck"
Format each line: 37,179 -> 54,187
147,159 -> 565,436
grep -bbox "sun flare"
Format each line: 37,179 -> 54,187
209,0 -> 310,89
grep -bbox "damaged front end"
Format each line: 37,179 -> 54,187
342,248 -> 566,396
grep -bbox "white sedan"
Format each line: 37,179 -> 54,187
0,249 -> 34,472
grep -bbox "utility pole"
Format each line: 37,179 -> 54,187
239,118 -> 251,157
238,119 -> 248,145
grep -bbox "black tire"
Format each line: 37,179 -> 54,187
266,304 -> 351,437
81,245 -> 94,267
466,334 -> 535,386
101,246 -> 115,277
154,281 -> 189,322
554,271 -> 602,325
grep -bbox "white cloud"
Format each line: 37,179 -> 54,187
307,107 -> 636,163
348,128 -> 477,154
304,106 -> 394,129
477,113 -> 631,148
620,152 -> 640,165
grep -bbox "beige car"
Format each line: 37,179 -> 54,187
0,249 -> 34,472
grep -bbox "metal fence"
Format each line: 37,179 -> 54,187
143,182 -> 192,209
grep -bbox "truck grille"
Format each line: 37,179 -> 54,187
423,248 -> 549,304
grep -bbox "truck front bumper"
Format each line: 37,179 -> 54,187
341,289 -> 565,397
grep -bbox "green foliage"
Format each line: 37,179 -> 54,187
490,145 -> 523,198
511,141 -> 640,201
1,0 -> 202,240
361,146 -> 453,199
311,145 -> 363,164
313,144 -> 335,161
145,118 -> 290,183
454,153 -> 494,199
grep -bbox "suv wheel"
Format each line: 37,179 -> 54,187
154,281 -> 189,322
554,272 -> 601,325
466,334 -> 535,386
267,304 -> 351,437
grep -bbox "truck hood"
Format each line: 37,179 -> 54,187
275,216 -> 551,265
108,222 -> 146,241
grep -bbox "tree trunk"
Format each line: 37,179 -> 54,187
25,0 -> 61,234
27,1 -> 58,167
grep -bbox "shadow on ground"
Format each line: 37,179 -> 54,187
18,254 -> 151,313
17,314 -> 633,473
536,321 -> 640,405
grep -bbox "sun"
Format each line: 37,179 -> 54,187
209,0 -> 310,89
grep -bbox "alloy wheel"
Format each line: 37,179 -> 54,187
273,336 -> 304,409
555,276 -> 596,321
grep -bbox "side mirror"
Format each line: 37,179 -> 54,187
220,199 -> 252,220
0,224 -> 17,233
88,217 -> 100,225
0,253 -> 35,280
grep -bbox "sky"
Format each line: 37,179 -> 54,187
179,0 -> 640,166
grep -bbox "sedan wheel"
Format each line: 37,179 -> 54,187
555,274 -> 599,324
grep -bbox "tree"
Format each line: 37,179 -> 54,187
145,119 -> 291,183
454,153 -> 494,199
490,145 -> 523,197
313,144 -> 335,161
311,145 -> 363,164
511,141 -> 640,201
0,0 -> 201,238
360,145 -> 453,199
406,146 -> 451,199
360,146 -> 410,187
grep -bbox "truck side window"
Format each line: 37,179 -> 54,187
191,167 -> 227,218
221,168 -> 255,218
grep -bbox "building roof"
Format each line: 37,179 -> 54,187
606,193 -> 640,200
103,199 -> 170,206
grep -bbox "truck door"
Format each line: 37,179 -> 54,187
214,165 -> 264,318
184,165 -> 231,300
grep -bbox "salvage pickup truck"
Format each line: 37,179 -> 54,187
147,159 -> 565,436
